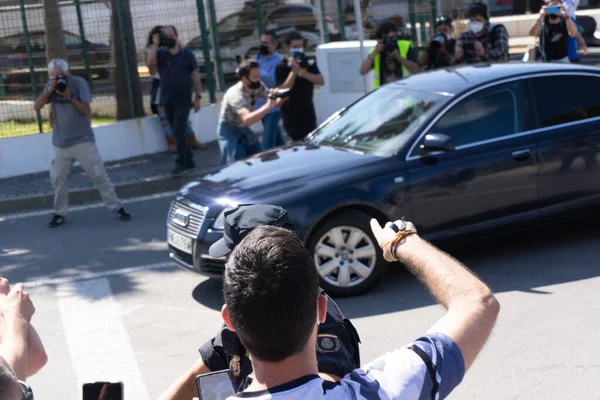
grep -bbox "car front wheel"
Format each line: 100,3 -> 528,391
307,210 -> 388,297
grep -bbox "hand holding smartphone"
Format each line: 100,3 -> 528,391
196,369 -> 236,400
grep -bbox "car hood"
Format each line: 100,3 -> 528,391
181,143 -> 382,204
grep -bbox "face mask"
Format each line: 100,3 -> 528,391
290,48 -> 304,57
247,79 -> 261,90
469,21 -> 484,34
165,38 -> 177,49
259,44 -> 270,56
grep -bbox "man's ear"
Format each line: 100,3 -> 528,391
222,304 -> 236,332
318,295 -> 327,324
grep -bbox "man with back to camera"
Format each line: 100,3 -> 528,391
158,205 -> 361,400
221,217 -> 500,398
275,31 -> 325,142
253,31 -> 285,150
147,25 -> 203,176
33,59 -> 130,228
359,21 -> 420,89
217,61 -> 287,166
455,2 -> 509,65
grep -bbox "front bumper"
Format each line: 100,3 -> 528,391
168,229 -> 226,278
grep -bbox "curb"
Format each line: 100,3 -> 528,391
0,166 -> 216,216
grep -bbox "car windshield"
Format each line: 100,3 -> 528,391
309,86 -> 448,157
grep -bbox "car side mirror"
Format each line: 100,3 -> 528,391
420,133 -> 455,154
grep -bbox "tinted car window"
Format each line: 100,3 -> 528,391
309,86 -> 447,157
529,75 -> 600,128
429,82 -> 522,148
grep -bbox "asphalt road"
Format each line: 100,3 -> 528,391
1,196 -> 599,399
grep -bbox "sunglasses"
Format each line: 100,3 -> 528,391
18,380 -> 34,400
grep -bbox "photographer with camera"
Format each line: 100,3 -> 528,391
217,60 -> 287,166
455,2 -> 509,65
218,215 -> 499,399
529,1 -> 579,63
421,17 -> 456,71
275,31 -> 324,142
33,59 -> 130,228
359,21 -> 419,89
147,25 -> 203,176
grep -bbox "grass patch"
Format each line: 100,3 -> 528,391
0,116 -> 116,139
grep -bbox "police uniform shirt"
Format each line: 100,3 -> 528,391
228,333 -> 464,400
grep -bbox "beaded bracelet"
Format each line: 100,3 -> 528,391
389,230 -> 416,261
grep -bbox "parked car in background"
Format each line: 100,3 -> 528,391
167,62 -> 600,297
0,30 -> 110,93
187,2 -> 322,78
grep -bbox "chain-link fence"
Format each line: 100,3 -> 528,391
1,0 -> 598,138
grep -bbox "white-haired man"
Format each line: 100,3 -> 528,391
34,59 -> 130,227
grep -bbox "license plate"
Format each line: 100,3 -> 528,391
168,230 -> 193,253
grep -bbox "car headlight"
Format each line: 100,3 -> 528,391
211,199 -> 238,230
212,209 -> 231,230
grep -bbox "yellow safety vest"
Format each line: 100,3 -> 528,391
370,40 -> 413,89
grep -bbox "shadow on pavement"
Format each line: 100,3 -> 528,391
192,278 -> 224,311
336,219 -> 600,319
190,219 -> 600,317
0,197 -> 177,299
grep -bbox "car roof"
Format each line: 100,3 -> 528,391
394,62 -> 600,96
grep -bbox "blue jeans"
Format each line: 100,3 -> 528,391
217,120 -> 262,166
261,111 -> 284,150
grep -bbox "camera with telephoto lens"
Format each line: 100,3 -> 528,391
55,75 -> 68,92
292,51 -> 309,69
429,33 -> 449,50
159,31 -> 170,47
267,88 -> 291,99
383,37 -> 397,53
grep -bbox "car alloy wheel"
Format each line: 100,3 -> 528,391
314,225 -> 377,289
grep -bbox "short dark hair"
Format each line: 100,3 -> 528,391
0,363 -> 19,400
237,59 -> 259,80
263,30 -> 278,44
467,2 -> 489,20
165,24 -> 179,36
376,21 -> 398,39
223,226 -> 319,362
147,25 -> 163,47
284,30 -> 304,46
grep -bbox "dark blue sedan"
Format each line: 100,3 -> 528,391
167,62 -> 600,296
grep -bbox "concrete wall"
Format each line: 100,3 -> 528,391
0,104 -> 221,179
0,92 -> 331,179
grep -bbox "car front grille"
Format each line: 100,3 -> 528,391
168,198 -> 207,238
170,246 -> 194,267
201,257 -> 226,275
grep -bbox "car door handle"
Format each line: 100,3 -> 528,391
512,149 -> 532,161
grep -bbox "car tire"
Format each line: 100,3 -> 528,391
306,210 -> 388,297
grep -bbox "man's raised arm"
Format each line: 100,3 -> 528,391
371,219 -> 500,371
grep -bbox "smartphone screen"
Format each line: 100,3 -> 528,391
196,370 -> 236,400
83,382 -> 123,400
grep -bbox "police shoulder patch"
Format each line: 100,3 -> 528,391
229,355 -> 241,377
316,334 -> 341,353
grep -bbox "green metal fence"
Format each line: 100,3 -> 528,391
0,0 -> 593,138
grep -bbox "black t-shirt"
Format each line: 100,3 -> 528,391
542,19 -> 569,61
275,57 -> 319,118
275,57 -> 320,140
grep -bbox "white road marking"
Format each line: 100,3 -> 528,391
57,278 -> 150,400
24,261 -> 175,288
0,191 -> 178,221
